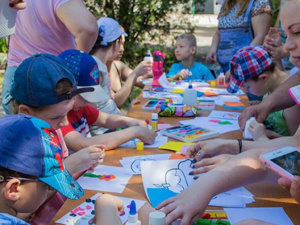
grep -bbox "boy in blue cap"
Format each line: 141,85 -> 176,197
0,114 -> 83,224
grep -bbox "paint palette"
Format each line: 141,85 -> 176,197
161,124 -> 219,143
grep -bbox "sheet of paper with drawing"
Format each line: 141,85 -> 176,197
208,110 -> 240,120
140,159 -> 254,208
76,165 -> 132,193
180,116 -> 240,134
55,193 -> 146,225
120,154 -> 172,175
195,87 -> 245,95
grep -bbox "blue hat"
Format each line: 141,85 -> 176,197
59,49 -> 109,103
10,53 -> 93,107
97,17 -> 128,46
227,46 -> 272,93
0,114 -> 84,200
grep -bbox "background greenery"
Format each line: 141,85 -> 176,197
0,0 -> 282,69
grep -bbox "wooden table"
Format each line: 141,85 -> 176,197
51,93 -> 300,224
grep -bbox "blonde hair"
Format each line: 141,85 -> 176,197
220,0 -> 250,18
177,33 -> 197,47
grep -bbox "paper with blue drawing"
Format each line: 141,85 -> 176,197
140,159 -> 254,208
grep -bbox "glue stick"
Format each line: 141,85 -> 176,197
149,211 -> 166,225
151,113 -> 158,131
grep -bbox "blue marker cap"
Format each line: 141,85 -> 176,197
129,200 -> 137,215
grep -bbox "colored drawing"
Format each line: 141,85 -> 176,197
82,173 -> 116,181
56,193 -> 145,225
161,124 -> 219,143
208,119 -> 233,125
208,110 -> 240,121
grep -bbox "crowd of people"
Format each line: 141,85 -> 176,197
0,0 -> 299,224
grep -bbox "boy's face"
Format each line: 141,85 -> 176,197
174,39 -> 194,61
18,180 -> 50,213
28,99 -> 74,130
242,76 -> 267,96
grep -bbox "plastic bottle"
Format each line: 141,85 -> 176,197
144,50 -> 153,62
151,113 -> 158,131
149,211 -> 166,225
217,68 -> 225,87
125,200 -> 141,225
152,50 -> 165,87
183,81 -> 197,106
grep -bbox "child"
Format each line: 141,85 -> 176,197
9,53 -> 105,224
0,114 -> 123,225
227,45 -> 300,138
58,49 -> 157,151
90,17 -> 152,113
167,33 -> 214,81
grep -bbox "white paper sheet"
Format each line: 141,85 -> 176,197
224,207 -> 293,225
120,154 -> 172,174
77,165 -> 132,193
140,159 -> 253,207
56,193 -> 146,225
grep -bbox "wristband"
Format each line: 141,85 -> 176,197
237,139 -> 242,153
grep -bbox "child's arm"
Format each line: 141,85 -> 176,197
64,126 -> 157,151
91,194 -> 123,225
93,111 -> 148,130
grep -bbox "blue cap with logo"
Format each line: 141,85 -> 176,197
0,114 -> 84,200
59,49 -> 109,103
10,53 -> 93,107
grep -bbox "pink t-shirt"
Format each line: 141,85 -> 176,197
8,0 -> 75,67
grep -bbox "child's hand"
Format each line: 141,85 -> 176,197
134,126 -> 157,144
65,145 -> 105,174
176,69 -> 190,80
90,194 -> 123,225
248,120 -> 268,141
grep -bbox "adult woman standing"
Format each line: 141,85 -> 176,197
206,0 -> 273,73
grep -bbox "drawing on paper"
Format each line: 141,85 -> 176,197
130,158 -> 156,173
153,159 -> 193,192
82,173 -> 116,181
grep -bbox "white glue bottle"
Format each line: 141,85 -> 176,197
217,68 -> 225,87
125,200 -> 141,225
183,81 -> 197,106
149,211 -> 166,225
144,50 -> 153,62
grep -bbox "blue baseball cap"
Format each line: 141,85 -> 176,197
59,49 -> 109,103
10,53 -> 93,107
0,114 -> 84,200
97,17 -> 128,46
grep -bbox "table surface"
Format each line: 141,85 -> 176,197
51,92 -> 300,225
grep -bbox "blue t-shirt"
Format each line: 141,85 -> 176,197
0,213 -> 30,225
166,62 -> 214,81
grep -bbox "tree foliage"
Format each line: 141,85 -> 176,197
84,0 -> 206,68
